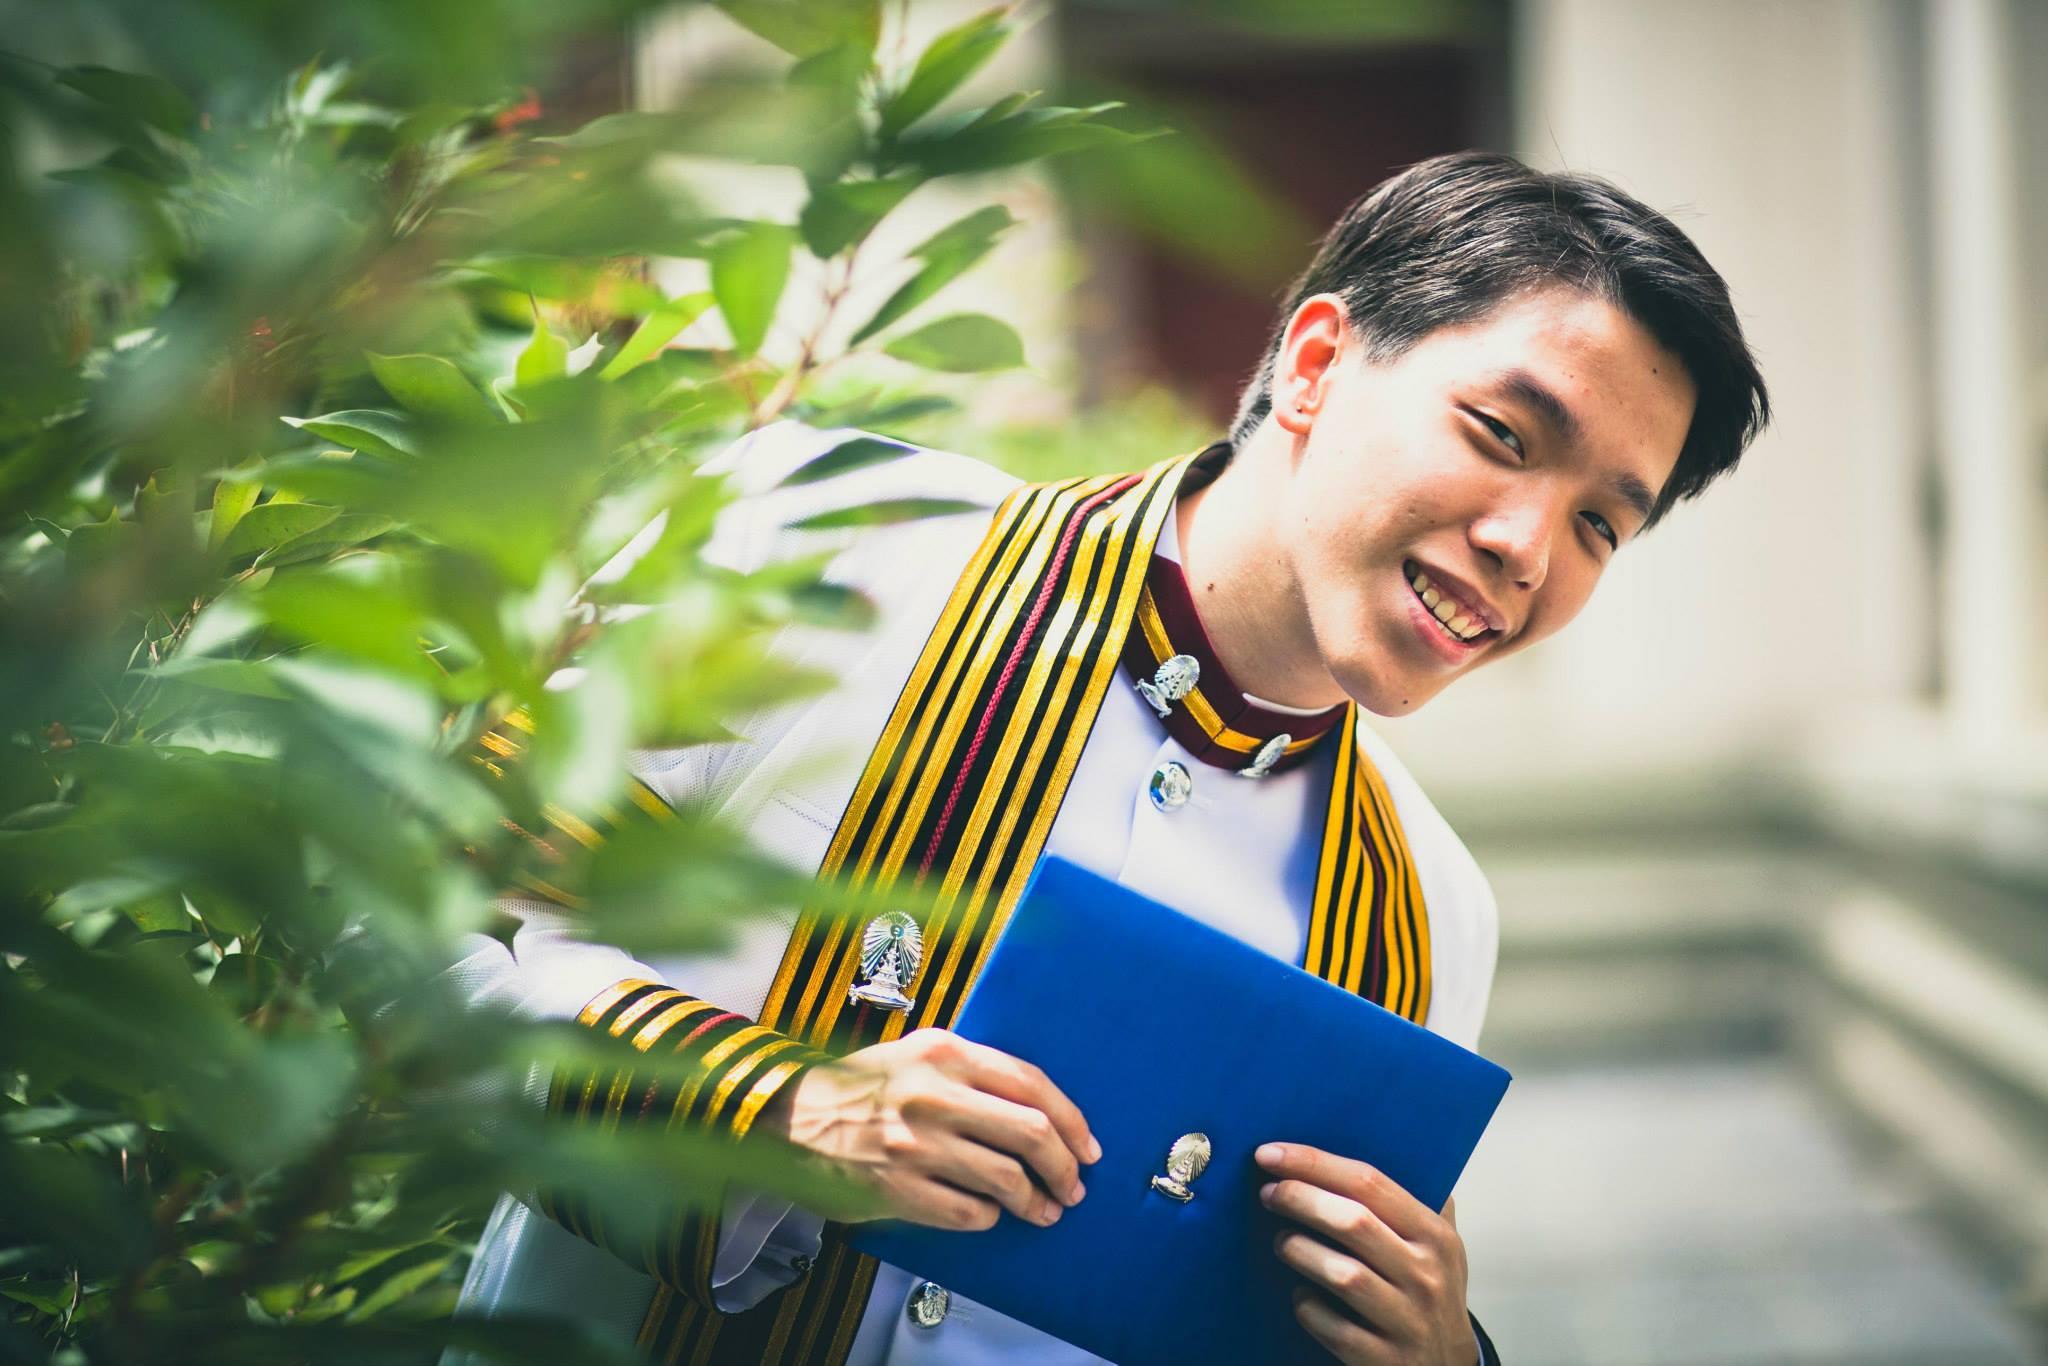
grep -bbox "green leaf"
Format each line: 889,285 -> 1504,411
57,65 -> 197,135
209,473 -> 262,550
218,502 -> 341,560
911,203 -> 1018,260
882,313 -> 1025,372
785,496 -> 984,530
282,410 -> 418,460
879,8 -> 1011,139
345,1254 -> 453,1321
366,352 -> 499,425
65,511 -> 133,571
515,308 -> 569,388
893,101 -> 1146,178
789,581 -> 878,629
600,292 -> 714,380
798,175 -> 920,258
781,436 -> 913,486
849,205 -> 1014,344
145,657 -> 291,699
710,224 -> 793,358
712,0 -> 881,59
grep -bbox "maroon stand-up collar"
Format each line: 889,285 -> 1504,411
1120,489 -> 1347,777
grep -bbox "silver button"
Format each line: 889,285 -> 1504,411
1148,760 -> 1193,812
907,1280 -> 950,1328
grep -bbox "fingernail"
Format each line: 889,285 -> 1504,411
1039,1202 -> 1062,1226
1085,1135 -> 1103,1164
1065,1180 -> 1086,1205
1260,1182 -> 1277,1203
1256,1143 -> 1284,1165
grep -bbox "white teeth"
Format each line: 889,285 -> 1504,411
1433,599 -> 1457,624
1421,588 -> 1440,608
1450,614 -> 1475,636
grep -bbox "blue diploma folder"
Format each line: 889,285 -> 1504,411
848,857 -> 1511,1365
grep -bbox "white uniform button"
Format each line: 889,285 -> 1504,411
907,1280 -> 950,1328
1148,760 -> 1193,812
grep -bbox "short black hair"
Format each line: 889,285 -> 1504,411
1230,152 -> 1770,526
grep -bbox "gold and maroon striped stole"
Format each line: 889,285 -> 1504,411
631,452 -> 1434,1364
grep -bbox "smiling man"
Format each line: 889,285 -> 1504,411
448,151 -> 1768,1366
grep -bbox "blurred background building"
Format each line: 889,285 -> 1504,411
635,1 -> 2048,1360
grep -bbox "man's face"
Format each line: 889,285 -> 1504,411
1278,286 -> 1696,716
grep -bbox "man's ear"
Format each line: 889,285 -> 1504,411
1272,294 -> 1348,437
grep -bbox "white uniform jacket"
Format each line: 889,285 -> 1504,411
443,423 -> 1501,1364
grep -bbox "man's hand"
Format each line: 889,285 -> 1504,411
1256,1142 -> 1477,1366
755,1028 -> 1100,1232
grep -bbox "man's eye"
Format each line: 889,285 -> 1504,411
1479,414 -> 1523,457
1582,510 -> 1617,550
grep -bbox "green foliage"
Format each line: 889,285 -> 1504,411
0,3 -> 1154,1362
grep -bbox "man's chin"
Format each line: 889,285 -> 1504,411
1328,656 -> 1448,720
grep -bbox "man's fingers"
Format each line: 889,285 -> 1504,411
952,1041 -> 1100,1166
1256,1143 -> 1433,1240
924,1134 -> 1062,1227
1261,1179 -> 1410,1279
1275,1230 -> 1403,1328
891,1174 -> 1003,1232
950,1089 -> 1085,1205
1294,1288 -> 1394,1366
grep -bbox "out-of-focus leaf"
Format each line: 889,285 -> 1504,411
709,224 -> 792,358
784,496 -> 984,530
882,313 -> 1024,372
891,101 -> 1146,178
209,473 -> 262,550
810,392 -> 959,431
282,410 -> 419,460
599,293 -> 713,380
256,562 -> 442,684
367,353 -> 500,425
849,205 -> 1014,344
64,511 -> 133,571
145,657 -> 291,699
789,581 -> 877,630
780,435 -> 913,486
712,0 -> 881,59
879,7 -> 1010,139
798,176 -> 919,259
57,65 -> 197,135
345,1253 -> 452,1321
217,502 -> 340,560
467,256 -> 665,315
262,513 -> 399,566
515,309 -> 569,389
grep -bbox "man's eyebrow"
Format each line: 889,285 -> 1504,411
1492,368 -> 1659,528
1493,368 -> 1582,445
1610,471 -> 1658,527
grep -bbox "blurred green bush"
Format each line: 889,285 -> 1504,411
0,3 -> 1186,1360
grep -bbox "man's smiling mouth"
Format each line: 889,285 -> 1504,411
1403,561 -> 1498,645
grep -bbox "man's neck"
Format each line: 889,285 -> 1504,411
1174,431 -> 1348,712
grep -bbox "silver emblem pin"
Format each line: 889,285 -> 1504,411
1149,1132 -> 1212,1202
1136,653 -> 1200,718
1240,733 -> 1291,779
847,911 -> 924,1012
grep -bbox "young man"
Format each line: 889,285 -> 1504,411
447,151 -> 1769,1366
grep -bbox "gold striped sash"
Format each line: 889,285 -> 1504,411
630,453 -> 1434,1364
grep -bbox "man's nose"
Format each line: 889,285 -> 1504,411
1470,502 -> 1551,592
